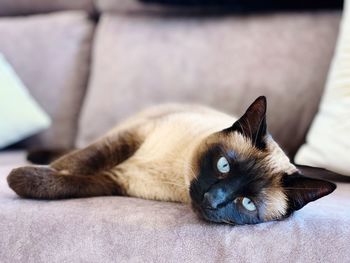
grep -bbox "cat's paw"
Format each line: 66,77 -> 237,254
7,166 -> 58,199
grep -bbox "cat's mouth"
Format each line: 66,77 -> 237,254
190,180 -> 227,223
191,201 -> 218,222
191,200 -> 236,225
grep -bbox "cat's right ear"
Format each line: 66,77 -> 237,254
282,172 -> 336,212
224,96 -> 267,149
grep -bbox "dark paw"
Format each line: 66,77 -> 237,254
7,166 -> 58,199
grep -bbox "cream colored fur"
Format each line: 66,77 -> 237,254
102,104 -> 295,208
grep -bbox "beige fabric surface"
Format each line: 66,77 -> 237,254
0,0 -> 95,16
0,12 -> 94,149
78,12 -> 340,157
0,151 -> 350,262
295,0 -> 350,176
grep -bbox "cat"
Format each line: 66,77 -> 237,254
7,96 -> 336,225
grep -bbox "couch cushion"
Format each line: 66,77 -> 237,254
0,0 -> 94,16
96,0 -> 159,13
77,12 -> 339,157
295,0 -> 350,176
0,151 -> 349,262
0,12 -> 94,149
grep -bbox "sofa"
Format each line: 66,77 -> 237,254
0,1 -> 349,262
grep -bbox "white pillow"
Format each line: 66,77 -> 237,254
0,53 -> 51,149
295,0 -> 350,176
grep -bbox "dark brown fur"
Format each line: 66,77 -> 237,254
52,130 -> 143,175
8,166 -> 122,199
8,129 -> 142,199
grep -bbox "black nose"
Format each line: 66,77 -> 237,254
202,188 -> 229,209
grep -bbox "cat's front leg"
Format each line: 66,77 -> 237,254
7,166 -> 122,199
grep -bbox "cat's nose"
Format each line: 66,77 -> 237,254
202,188 -> 228,209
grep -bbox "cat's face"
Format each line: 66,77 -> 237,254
189,96 -> 336,225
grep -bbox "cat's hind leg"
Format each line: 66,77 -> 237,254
7,125 -> 148,199
51,128 -> 144,176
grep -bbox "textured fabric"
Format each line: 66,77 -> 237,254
295,1 -> 350,176
77,12 -> 340,157
0,151 -> 349,262
96,0 -> 344,13
0,12 -> 94,149
0,54 -> 51,148
0,0 -> 95,16
96,0 -> 161,13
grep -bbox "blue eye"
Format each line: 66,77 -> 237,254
217,156 -> 230,173
241,197 -> 256,211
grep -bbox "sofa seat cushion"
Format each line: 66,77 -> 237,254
78,12 -> 339,157
0,0 -> 94,16
0,12 -> 94,149
0,151 -> 349,262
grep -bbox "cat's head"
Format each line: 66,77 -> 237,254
189,96 -> 336,225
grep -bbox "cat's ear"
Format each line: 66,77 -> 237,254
224,96 -> 267,149
282,172 -> 336,211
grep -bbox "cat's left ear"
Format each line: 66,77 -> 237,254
282,172 -> 336,211
224,96 -> 267,149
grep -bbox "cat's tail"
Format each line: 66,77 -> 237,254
7,166 -> 121,199
26,148 -> 73,165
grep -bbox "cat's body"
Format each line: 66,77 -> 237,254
7,97 -> 336,225
106,104 -> 245,203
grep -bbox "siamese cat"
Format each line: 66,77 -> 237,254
7,96 -> 336,225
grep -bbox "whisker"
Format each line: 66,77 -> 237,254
283,187 -> 325,190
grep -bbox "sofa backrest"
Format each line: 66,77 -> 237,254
77,11 -> 340,157
0,0 -> 342,157
0,12 -> 94,149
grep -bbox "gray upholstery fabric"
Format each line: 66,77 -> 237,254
1,151 -> 350,262
0,12 -> 94,149
95,0 -> 161,13
0,0 -> 95,16
77,12 -> 340,157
